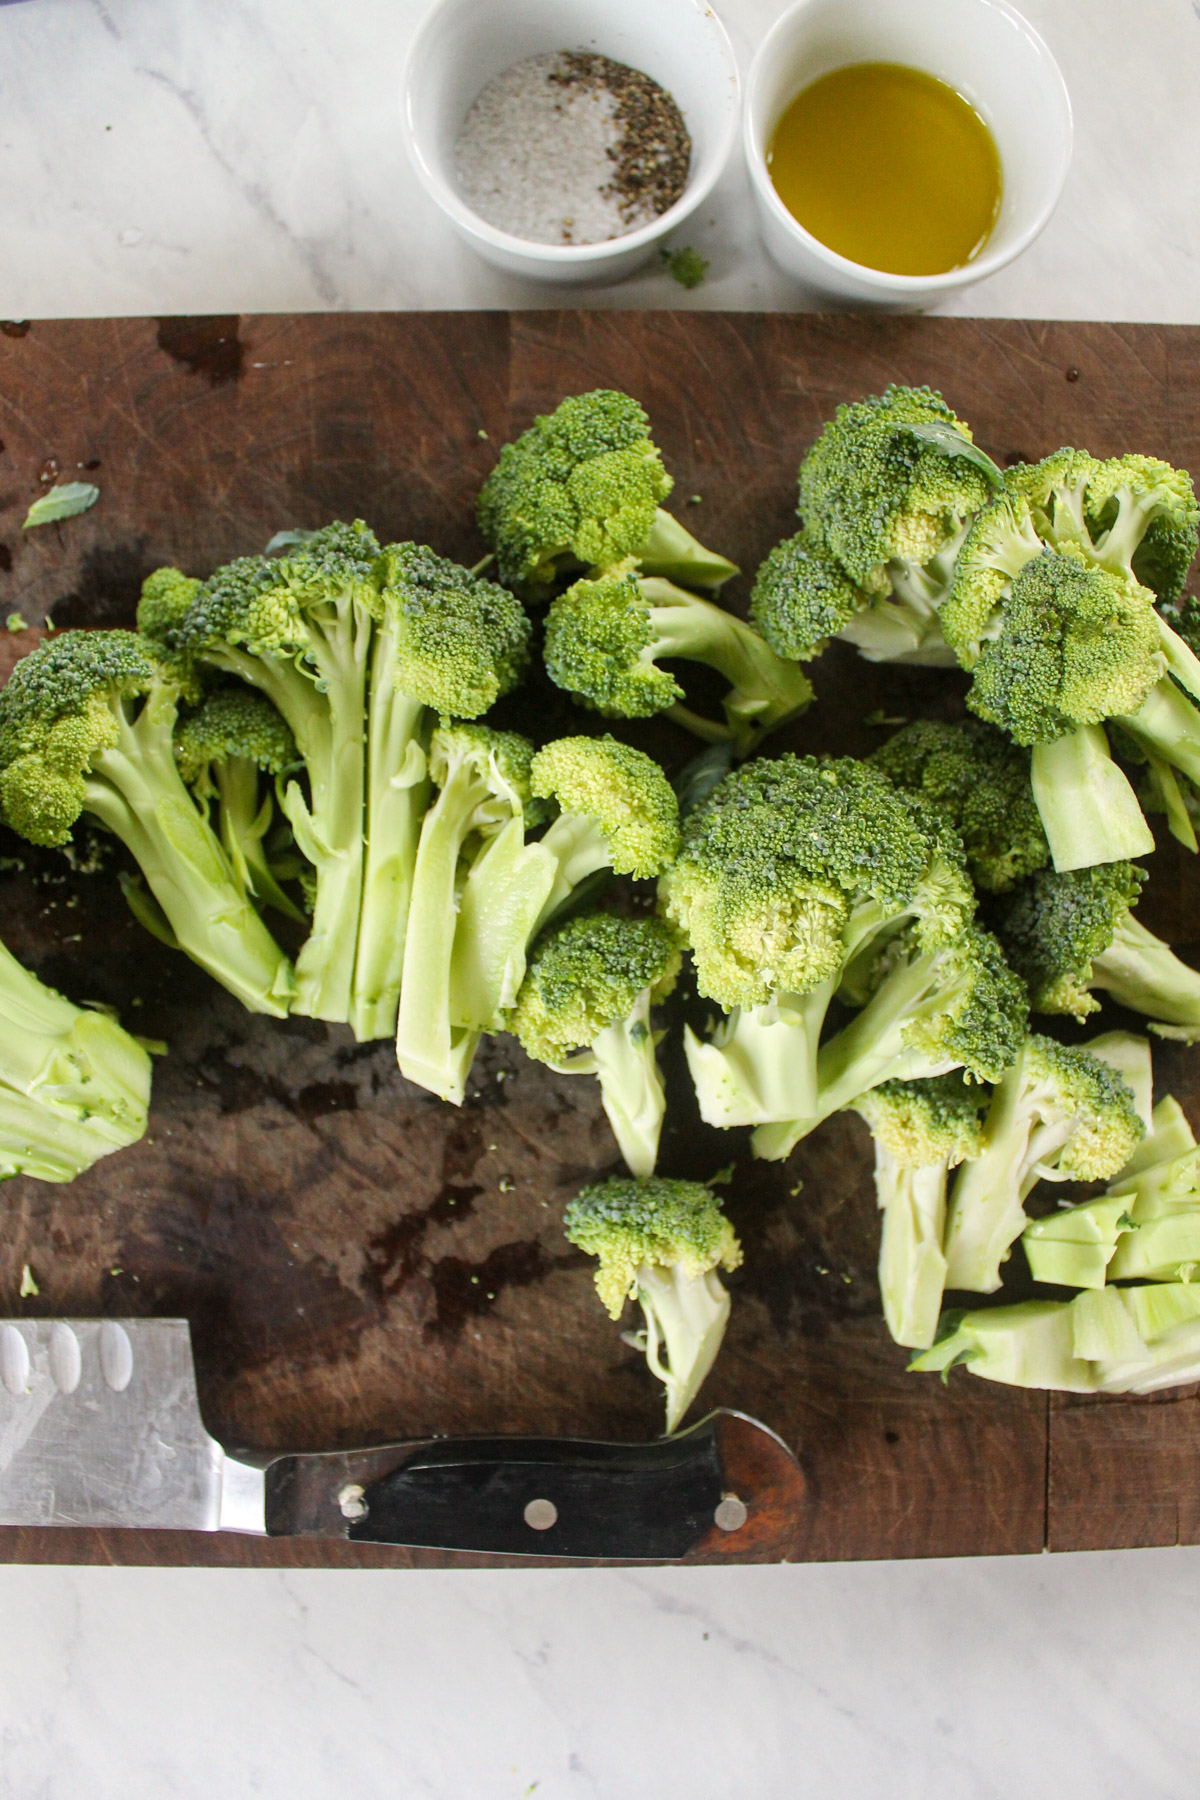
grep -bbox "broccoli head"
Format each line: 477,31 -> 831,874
510,910 -> 682,1176
530,735 -> 681,885
940,492 -> 1048,664
371,541 -> 531,717
1085,453 -> 1199,606
543,570 -> 812,753
175,686 -> 298,788
856,1071 -> 987,1172
748,530 -> 867,662
563,1174 -> 743,1431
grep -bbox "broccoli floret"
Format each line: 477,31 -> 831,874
796,384 -> 1000,660
509,911 -> 682,1177
0,630 -> 295,1015
853,1074 -> 987,1349
173,521 -> 379,1023
940,492 -> 1048,664
530,735 -> 681,919
870,718 -> 1049,892
0,935 -> 152,1182
661,753 -> 980,1135
175,686 -> 307,924
351,542 -> 532,1041
543,569 -> 812,754
748,530 -> 867,661
478,390 -> 737,600
563,1174 -> 743,1432
995,860 -> 1200,1038
941,1033 -> 1145,1294
395,721 -> 539,1104
1084,453 -> 1199,607
751,925 -> 1028,1162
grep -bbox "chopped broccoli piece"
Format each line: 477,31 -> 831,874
509,910 -> 682,1176
853,1074 -> 986,1349
0,935 -> 151,1182
543,569 -> 812,754
352,542 -> 531,1041
0,629 -> 295,1015
395,722 -> 538,1104
531,735 -> 681,924
563,1174 -> 743,1432
175,686 -> 307,923
750,527 -> 957,668
170,521 -> 379,1023
940,1033 -> 1145,1294
1084,453 -> 1199,606
477,390 -> 737,599
869,717 -> 1049,892
994,860 -> 1200,1037
662,245 -> 708,290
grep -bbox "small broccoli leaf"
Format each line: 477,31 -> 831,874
23,482 -> 100,529
264,528 -> 318,557
904,423 -> 1005,488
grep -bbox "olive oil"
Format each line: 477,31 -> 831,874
767,63 -> 1002,277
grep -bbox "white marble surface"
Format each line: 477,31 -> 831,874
0,0 -> 1198,320
0,1549 -> 1197,1799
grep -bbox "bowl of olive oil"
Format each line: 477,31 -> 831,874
744,0 -> 1072,309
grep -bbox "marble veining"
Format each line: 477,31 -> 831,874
0,0 -> 1197,321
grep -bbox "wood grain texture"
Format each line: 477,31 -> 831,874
0,312 -> 1196,1566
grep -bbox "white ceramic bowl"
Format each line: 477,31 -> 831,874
403,0 -> 740,284
744,0 -> 1073,310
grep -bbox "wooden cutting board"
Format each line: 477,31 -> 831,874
1,311 -> 1198,1567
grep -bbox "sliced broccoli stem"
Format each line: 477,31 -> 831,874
1155,616 -> 1200,705
213,759 -> 307,923
875,1148 -> 950,1350
84,700 -> 295,1016
589,993 -> 667,1178
637,509 -> 739,591
1030,726 -> 1155,872
350,643 -> 430,1041
839,600 -> 958,665
1090,913 -> 1200,1038
448,816 -> 557,1031
1117,678 -> 1200,790
685,982 -> 835,1129
634,1261 -> 731,1433
908,1300 -> 1097,1389
942,1066 -> 1030,1293
395,757 -> 493,1102
640,577 -> 811,746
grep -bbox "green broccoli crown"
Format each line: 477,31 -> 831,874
659,754 -> 974,1009
175,687 -> 299,785
563,1175 -> 743,1319
530,734 -> 681,877
510,910 -> 683,1063
940,492 -> 1046,660
272,519 -> 381,606
995,861 -> 1145,1018
869,717 -> 1049,891
1023,1032 -> 1145,1180
747,530 -> 866,661
137,566 -> 203,652
855,1071 -> 986,1168
180,553 -> 311,662
967,551 -> 1163,745
543,572 -> 680,717
1087,453 -> 1199,606
1004,448 -> 1102,549
477,390 -> 674,594
0,629 -> 164,846
429,719 -> 539,819
900,925 -> 1029,1085
798,384 -> 993,592
375,541 -> 531,716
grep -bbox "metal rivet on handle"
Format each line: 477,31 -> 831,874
0,1325 -> 30,1396
99,1321 -> 133,1393
338,1483 -> 368,1522
49,1323 -> 82,1395
713,1494 -> 748,1532
523,1497 -> 558,1532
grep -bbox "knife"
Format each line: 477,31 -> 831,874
0,1319 -> 804,1560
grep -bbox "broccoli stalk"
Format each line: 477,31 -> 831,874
509,911 -> 682,1177
0,630 -> 296,1015
940,1033 -> 1145,1295
350,544 -> 531,1041
477,389 -> 737,602
853,1075 -> 986,1350
563,1176 -> 743,1433
995,860 -> 1200,1039
0,936 -> 152,1182
174,687 -> 307,923
395,723 -> 538,1103
544,570 -> 812,754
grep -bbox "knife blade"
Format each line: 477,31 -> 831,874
0,1319 -> 804,1560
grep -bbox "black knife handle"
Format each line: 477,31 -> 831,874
263,1409 -> 804,1563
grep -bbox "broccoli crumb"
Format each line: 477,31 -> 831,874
19,1264 -> 38,1297
662,245 -> 709,290
6,613 -> 27,633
